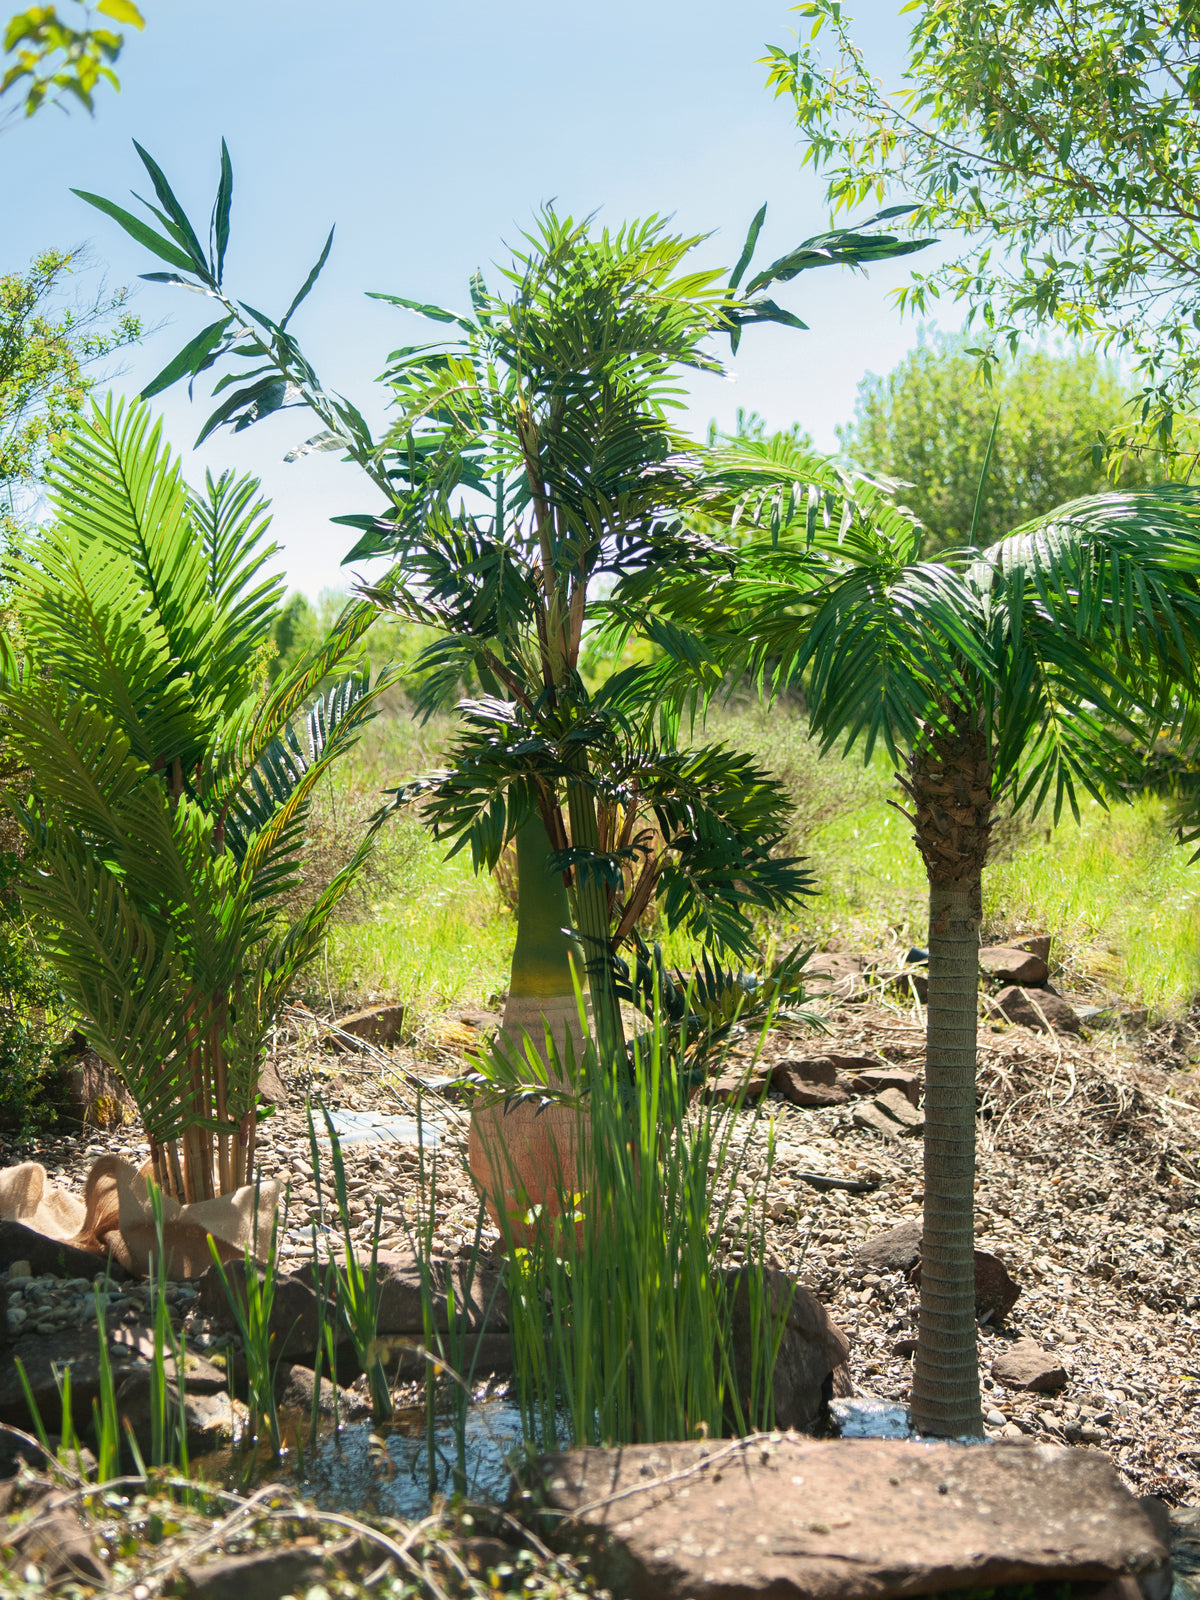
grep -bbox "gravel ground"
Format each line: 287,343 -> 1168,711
4,993 -> 1199,1507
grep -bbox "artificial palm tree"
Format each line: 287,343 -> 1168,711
629,436 -> 1200,1434
79,144 -> 931,1068
0,399 -> 397,1202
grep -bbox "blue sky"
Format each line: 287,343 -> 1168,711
6,0 -> 956,597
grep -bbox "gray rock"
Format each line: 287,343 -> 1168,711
274,1361 -> 369,1418
179,1545 -> 342,1600
0,1220 -> 129,1283
537,1436 -> 1170,1600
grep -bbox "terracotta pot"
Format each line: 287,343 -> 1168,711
468,1093 -> 587,1247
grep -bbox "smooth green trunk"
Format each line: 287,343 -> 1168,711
502,816 -> 585,1072
911,877 -> 984,1438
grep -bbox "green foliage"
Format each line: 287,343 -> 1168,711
767,0 -> 1200,463
476,1005 -> 789,1448
0,248 -> 140,527
0,875 -> 66,1134
0,398 -> 400,1199
82,145 -> 928,1064
838,336 -> 1164,554
2,0 -> 142,119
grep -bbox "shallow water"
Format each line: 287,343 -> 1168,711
295,1398 -> 525,1518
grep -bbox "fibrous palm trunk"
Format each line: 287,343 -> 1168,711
905,708 -> 993,1438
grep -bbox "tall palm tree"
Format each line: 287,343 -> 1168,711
79,143 -> 931,1067
0,399 -> 397,1202
627,436 -> 1200,1434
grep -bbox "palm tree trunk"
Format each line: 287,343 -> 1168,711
912,875 -> 983,1437
501,814 -> 586,1070
905,710 -> 992,1439
565,764 -> 626,1068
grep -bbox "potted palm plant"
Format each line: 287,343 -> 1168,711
0,399 -> 398,1220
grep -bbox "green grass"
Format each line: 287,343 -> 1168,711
306,699 -> 1200,1027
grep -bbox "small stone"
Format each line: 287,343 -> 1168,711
979,946 -> 1050,986
845,1068 -> 921,1106
875,1088 -> 924,1131
992,1338 -> 1069,1393
773,1055 -> 839,1087
993,986 -> 1082,1034
772,1065 -> 851,1108
322,1002 -> 407,1052
7,1261 -> 31,1280
854,1219 -> 922,1273
986,1408 -> 1007,1426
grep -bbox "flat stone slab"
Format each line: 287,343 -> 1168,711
537,1435 -> 1168,1600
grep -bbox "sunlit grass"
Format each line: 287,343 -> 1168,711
308,701 -> 1200,1025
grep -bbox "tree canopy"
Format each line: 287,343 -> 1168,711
1,247 -> 140,540
767,0 -> 1200,461
838,335 -> 1159,553
2,0 -> 142,123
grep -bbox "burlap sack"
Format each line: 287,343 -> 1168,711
0,1157 -> 279,1278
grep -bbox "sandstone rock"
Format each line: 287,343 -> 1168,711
875,1087 -> 924,1130
1010,933 -> 1052,963
538,1436 -> 1170,1600
992,1337 -> 1069,1393
852,1100 -> 910,1139
0,1219 -> 130,1282
979,946 -> 1050,986
704,1073 -> 772,1105
844,1067 -> 921,1105
179,1545 -> 338,1600
0,1330 -> 118,1431
323,1003 -> 407,1052
772,1055 -> 838,1087
853,1090 -> 923,1137
57,1048 -> 138,1129
825,1052 -> 887,1077
771,1065 -> 850,1109
196,1249 -> 511,1372
856,1224 -> 1020,1323
854,1219 -> 923,1273
12,1506 -> 108,1586
726,1267 -> 851,1434
994,985 -> 1082,1034
274,1361 -> 369,1419
115,1372 -> 244,1453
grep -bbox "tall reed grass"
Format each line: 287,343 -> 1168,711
474,998 -> 790,1450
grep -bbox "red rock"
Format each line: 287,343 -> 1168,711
845,1066 -> 921,1105
994,985 -> 1082,1034
705,1073 -> 772,1105
727,1268 -> 851,1433
979,946 -> 1050,985
537,1436 -> 1170,1600
992,1337 -> 1069,1393
771,1064 -> 850,1108
856,1224 -> 1021,1323
1011,933 -> 1052,962
772,1055 -> 838,1087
